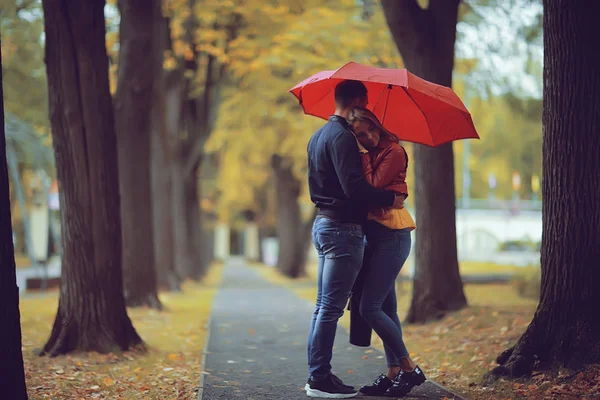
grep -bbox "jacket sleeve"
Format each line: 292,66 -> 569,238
362,148 -> 407,190
329,130 -> 395,208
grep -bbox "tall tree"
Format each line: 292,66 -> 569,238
381,0 -> 467,323
115,0 -> 163,308
0,32 -> 28,400
271,154 -> 315,277
151,15 -> 181,291
163,0 -> 230,280
40,0 -> 142,355
486,0 -> 600,380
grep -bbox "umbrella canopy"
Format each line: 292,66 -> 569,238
289,61 -> 480,147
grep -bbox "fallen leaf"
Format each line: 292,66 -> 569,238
102,377 -> 115,386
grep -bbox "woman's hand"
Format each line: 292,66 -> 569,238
354,135 -> 369,153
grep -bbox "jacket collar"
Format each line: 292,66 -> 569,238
328,115 -> 349,128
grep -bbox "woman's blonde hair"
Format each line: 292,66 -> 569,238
346,107 -> 399,143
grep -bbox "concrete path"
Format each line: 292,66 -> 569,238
200,258 -> 465,400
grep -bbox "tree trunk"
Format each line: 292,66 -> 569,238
115,0 -> 162,309
485,0 -> 600,381
0,33 -> 28,400
163,51 -> 200,281
381,0 -> 467,323
151,76 -> 180,291
40,0 -> 142,355
171,157 -> 195,279
271,155 -> 314,278
151,126 -> 180,291
148,16 -> 180,292
184,162 -> 204,280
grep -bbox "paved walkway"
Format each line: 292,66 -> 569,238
200,259 -> 465,400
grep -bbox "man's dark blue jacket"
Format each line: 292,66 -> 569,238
307,115 -> 395,224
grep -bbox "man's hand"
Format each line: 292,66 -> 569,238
392,195 -> 405,209
356,139 -> 368,154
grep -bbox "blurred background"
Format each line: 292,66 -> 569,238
2,0 -> 542,293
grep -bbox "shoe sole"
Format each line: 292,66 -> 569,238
306,388 -> 358,398
383,379 -> 426,397
306,384 -> 354,392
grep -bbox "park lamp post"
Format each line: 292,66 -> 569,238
488,172 -> 497,203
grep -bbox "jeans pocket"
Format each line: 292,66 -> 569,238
318,230 -> 347,259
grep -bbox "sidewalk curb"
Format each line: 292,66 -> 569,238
196,309 -> 213,400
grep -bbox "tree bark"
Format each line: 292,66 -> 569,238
0,33 -> 28,400
271,155 -> 314,278
381,0 -> 467,323
184,161 -> 204,280
115,0 -> 162,309
150,16 -> 181,292
485,0 -> 600,382
40,0 -> 142,355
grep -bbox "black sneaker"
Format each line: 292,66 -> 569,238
384,366 -> 427,397
331,374 -> 354,390
359,374 -> 393,396
306,374 -> 353,391
306,374 -> 358,398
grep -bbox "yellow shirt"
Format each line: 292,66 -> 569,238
368,207 -> 416,231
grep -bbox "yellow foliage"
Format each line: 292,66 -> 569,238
207,2 -> 403,222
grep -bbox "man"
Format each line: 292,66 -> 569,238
305,80 -> 404,398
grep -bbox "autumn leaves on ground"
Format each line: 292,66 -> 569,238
258,263 -> 600,400
20,261 -> 599,400
20,265 -> 222,400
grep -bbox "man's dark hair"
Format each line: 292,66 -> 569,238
334,80 -> 367,109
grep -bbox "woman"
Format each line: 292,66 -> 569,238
347,107 -> 426,397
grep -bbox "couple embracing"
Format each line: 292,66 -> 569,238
305,80 -> 426,398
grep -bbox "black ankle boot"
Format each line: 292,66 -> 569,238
384,366 -> 427,397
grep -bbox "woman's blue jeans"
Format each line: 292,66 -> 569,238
359,221 -> 412,367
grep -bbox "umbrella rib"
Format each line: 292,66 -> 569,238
401,87 -> 435,146
380,85 -> 392,126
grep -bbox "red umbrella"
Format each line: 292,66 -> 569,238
289,61 -> 480,147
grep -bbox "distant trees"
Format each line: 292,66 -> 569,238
115,0 -> 163,309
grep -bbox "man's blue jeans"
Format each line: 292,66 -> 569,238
307,216 -> 365,381
359,222 -> 412,367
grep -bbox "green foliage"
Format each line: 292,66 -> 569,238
0,0 -> 48,130
498,239 -> 540,252
511,266 -> 541,300
453,93 -> 542,200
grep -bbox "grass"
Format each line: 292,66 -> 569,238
294,260 -> 524,281
20,264 -> 223,400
